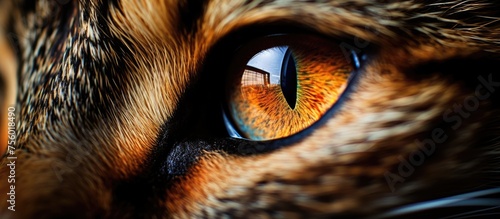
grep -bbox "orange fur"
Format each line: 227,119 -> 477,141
0,0 -> 499,218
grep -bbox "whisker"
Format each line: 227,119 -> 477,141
372,188 -> 500,219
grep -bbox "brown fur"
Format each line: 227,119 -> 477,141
1,0 -> 499,218
0,0 -> 16,153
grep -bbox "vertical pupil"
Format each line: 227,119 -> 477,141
281,49 -> 297,109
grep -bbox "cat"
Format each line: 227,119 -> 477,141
1,0 -> 500,218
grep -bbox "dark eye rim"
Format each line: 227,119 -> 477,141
221,33 -> 366,143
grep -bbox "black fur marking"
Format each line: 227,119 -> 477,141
110,166 -> 168,218
177,0 -> 208,34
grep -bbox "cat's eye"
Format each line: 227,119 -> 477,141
224,34 -> 357,140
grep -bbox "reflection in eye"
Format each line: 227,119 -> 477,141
243,46 -> 297,109
225,35 -> 355,140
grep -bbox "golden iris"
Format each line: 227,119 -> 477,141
226,35 -> 354,140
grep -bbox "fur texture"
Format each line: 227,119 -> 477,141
1,0 -> 500,218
